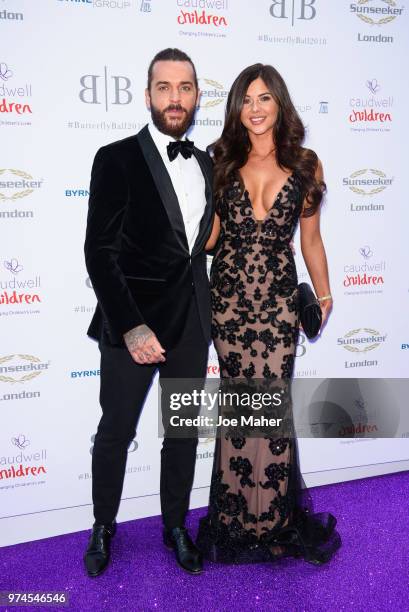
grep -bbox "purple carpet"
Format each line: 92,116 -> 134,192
1,471 -> 408,611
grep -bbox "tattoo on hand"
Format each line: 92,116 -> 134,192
124,324 -> 154,352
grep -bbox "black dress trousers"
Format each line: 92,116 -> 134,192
91,293 -> 209,528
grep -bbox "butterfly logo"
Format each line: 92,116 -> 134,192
359,246 -> 373,259
0,63 -> 13,81
12,434 -> 30,450
4,258 -> 23,275
366,79 -> 380,95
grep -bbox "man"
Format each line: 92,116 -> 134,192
83,48 -> 213,577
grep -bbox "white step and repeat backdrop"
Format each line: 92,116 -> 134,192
1,0 -> 408,546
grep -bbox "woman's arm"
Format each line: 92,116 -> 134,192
299,159 -> 333,327
205,212 -> 221,251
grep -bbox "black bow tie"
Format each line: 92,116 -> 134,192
167,138 -> 194,162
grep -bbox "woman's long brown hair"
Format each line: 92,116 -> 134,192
212,63 -> 325,216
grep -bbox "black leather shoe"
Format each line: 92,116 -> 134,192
163,527 -> 203,575
84,521 -> 116,577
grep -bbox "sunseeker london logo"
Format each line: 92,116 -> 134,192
0,169 -> 43,200
338,328 -> 386,369
0,354 -> 50,384
343,168 -> 394,195
193,77 -> 227,128
350,0 -> 404,43
199,78 -> 227,109
343,167 -> 393,212
0,169 -> 42,220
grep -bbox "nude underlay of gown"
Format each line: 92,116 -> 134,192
196,173 -> 341,564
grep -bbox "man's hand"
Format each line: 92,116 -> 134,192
123,324 -> 166,364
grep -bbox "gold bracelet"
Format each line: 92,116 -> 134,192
317,294 -> 332,302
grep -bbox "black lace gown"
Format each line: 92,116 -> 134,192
196,173 -> 341,564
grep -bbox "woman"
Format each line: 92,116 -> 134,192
196,64 -> 341,565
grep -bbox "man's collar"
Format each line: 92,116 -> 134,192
148,121 -> 187,154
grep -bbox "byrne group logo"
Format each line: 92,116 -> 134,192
0,62 -> 33,122
70,368 -> 100,379
349,79 -> 393,132
176,0 -> 228,28
0,354 -> 50,384
65,188 -> 89,197
351,0 -> 404,43
343,246 -> 386,294
0,436 -> 47,487
79,67 -> 132,112
1,258 -> 42,312
57,0 -> 132,10
343,167 -> 392,213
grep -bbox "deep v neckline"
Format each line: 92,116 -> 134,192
241,172 -> 294,224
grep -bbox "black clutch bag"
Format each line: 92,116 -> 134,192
297,282 -> 322,339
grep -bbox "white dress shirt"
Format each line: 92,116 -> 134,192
148,122 -> 207,254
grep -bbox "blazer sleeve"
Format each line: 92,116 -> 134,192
84,146 -> 145,337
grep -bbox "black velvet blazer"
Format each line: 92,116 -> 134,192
84,124 -> 214,350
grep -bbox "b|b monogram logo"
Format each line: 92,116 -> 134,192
269,0 -> 317,26
79,66 -> 132,111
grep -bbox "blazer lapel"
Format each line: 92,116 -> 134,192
191,148 -> 214,257
137,125 -> 189,254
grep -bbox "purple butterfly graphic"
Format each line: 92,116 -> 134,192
366,79 -> 380,95
4,259 -> 23,275
12,434 -> 30,450
0,63 -> 13,81
359,246 -> 373,259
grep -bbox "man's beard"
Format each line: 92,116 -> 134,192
150,102 -> 196,139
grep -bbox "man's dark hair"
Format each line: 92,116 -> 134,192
147,48 -> 198,91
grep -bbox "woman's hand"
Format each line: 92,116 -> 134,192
319,297 -> 333,332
